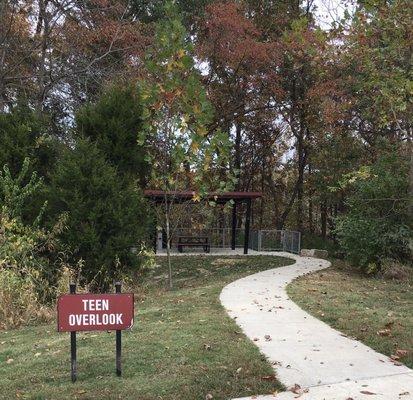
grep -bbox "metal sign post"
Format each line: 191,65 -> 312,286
115,282 -> 122,377
70,283 -> 77,383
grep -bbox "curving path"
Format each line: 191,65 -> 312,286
220,252 -> 413,400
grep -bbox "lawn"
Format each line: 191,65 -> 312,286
0,255 -> 293,400
287,260 -> 413,368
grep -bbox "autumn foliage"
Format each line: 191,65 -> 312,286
0,0 -> 411,287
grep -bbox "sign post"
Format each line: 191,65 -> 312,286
70,283 -> 77,383
115,282 -> 122,377
58,283 -> 134,381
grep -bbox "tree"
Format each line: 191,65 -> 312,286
76,84 -> 149,184
130,0 -> 212,30
139,1 -> 232,289
0,0 -> 149,133
335,150 -> 411,271
48,139 -> 150,291
0,104 -> 57,178
343,0 -> 413,215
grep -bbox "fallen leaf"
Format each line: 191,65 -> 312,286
360,390 -> 376,395
288,384 -> 302,394
261,375 -> 276,381
396,349 -> 409,358
377,329 -> 391,337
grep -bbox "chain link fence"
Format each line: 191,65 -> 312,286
157,228 -> 301,254
250,230 -> 301,254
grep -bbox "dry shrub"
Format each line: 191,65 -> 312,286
55,265 -> 76,296
0,269 -> 53,329
381,259 -> 412,282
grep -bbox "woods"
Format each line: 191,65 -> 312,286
0,0 -> 412,321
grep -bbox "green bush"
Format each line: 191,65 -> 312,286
335,150 -> 411,271
0,105 -> 58,178
0,159 -> 66,325
48,139 -> 150,291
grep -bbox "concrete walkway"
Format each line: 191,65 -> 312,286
219,252 -> 413,400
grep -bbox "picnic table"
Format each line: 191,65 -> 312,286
177,236 -> 210,253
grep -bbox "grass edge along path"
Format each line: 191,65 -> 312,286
287,259 -> 413,369
0,255 -> 294,400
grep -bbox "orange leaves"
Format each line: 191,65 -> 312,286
198,1 -> 273,69
61,0 -> 149,62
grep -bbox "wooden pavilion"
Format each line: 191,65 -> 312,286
144,190 -> 262,254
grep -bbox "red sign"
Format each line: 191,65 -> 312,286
58,294 -> 134,332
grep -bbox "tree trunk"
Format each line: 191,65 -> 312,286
36,0 -> 50,112
234,123 -> 241,189
165,201 -> 173,290
321,200 -> 327,238
0,3 -> 7,113
259,159 -> 265,229
308,196 -> 313,234
308,164 -> 313,233
409,139 -> 413,254
409,138 -> 413,218
277,178 -> 300,230
296,131 -> 306,232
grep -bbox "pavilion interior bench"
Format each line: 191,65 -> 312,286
177,236 -> 210,253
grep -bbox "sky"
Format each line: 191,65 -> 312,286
312,0 -> 354,29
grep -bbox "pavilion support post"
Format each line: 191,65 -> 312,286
231,202 -> 237,250
243,199 -> 251,254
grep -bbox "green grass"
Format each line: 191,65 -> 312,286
0,255 -> 293,399
287,260 -> 413,368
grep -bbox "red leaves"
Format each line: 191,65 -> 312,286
198,1 -> 273,69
